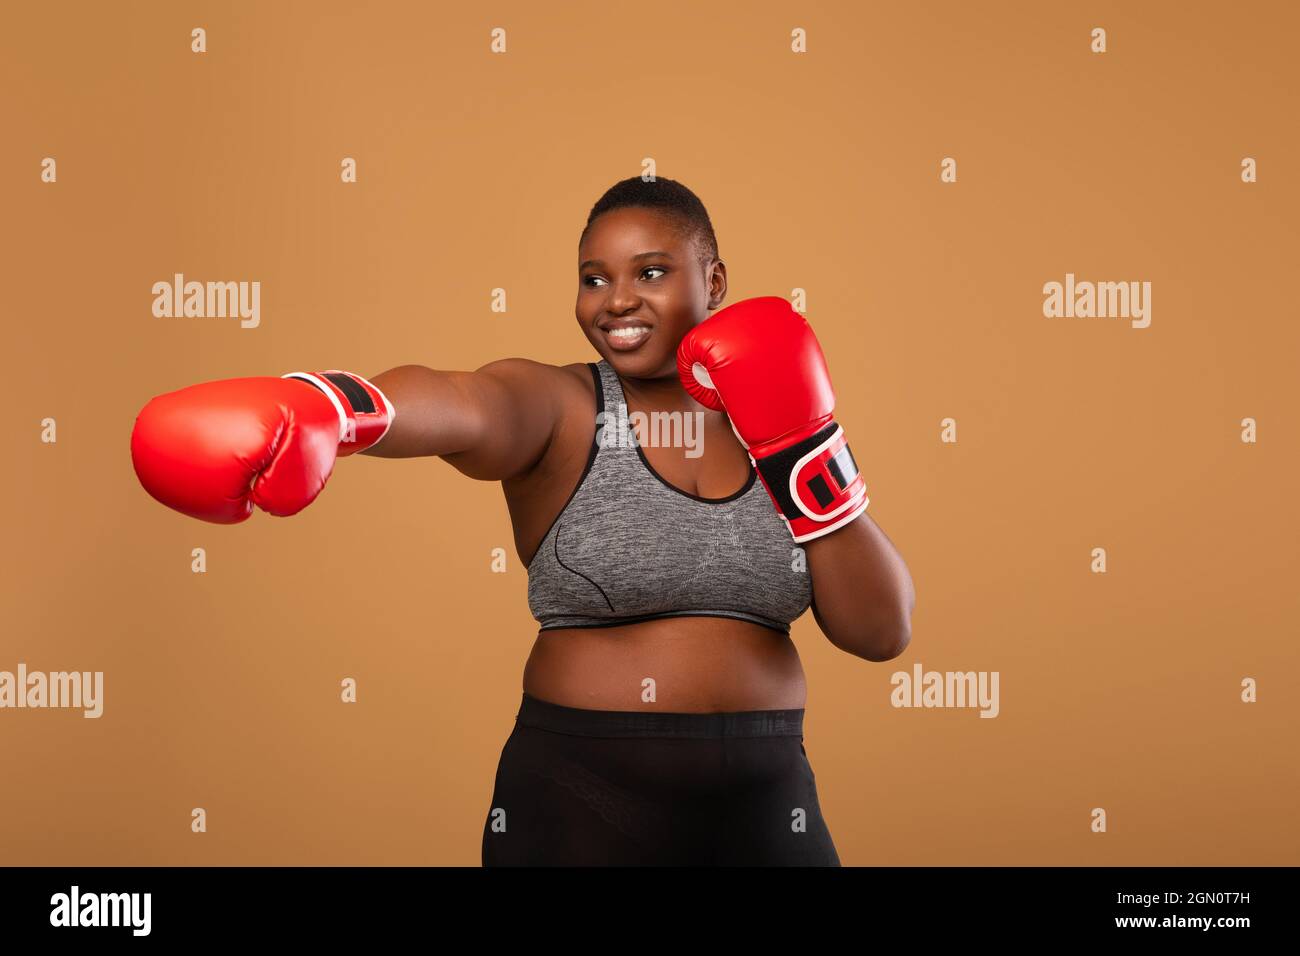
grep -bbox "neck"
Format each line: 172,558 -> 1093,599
618,368 -> 698,413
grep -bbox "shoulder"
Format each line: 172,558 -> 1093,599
467,358 -> 593,404
473,357 -> 591,390
470,359 -> 600,427
498,361 -> 601,491
556,360 -> 599,395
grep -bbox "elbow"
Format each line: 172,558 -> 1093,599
837,611 -> 912,663
862,622 -> 911,662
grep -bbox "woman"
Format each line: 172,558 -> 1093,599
130,177 -> 915,866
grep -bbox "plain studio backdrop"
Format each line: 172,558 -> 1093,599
1,0 -> 1297,865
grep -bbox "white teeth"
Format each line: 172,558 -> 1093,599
608,327 -> 648,338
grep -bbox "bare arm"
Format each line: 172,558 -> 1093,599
360,359 -> 569,481
807,512 -> 915,662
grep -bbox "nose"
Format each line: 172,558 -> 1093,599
605,275 -> 643,315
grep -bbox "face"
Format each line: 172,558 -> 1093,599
576,207 -> 726,380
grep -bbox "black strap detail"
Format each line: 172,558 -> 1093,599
323,372 -> 376,414
807,475 -> 835,508
753,421 -> 841,519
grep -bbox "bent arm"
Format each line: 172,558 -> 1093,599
361,359 -> 564,481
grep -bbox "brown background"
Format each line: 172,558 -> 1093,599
2,0 -> 1296,865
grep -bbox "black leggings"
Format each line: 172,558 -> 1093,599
482,692 -> 840,866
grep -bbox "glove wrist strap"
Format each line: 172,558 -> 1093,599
283,370 -> 395,455
754,421 -> 869,542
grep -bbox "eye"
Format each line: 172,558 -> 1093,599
582,275 -> 608,288
641,267 -> 667,280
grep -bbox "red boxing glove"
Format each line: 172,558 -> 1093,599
130,370 -> 393,524
677,297 -> 867,543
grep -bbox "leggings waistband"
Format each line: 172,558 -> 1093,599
515,692 -> 804,739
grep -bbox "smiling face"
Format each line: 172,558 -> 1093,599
576,206 -> 726,380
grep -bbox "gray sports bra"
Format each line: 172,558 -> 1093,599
526,361 -> 813,635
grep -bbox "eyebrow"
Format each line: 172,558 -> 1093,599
579,250 -> 676,270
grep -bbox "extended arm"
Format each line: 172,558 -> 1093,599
363,359 -> 566,481
130,360 -> 570,524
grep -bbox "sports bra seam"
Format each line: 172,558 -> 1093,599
523,362 -> 604,573
551,523 -> 616,612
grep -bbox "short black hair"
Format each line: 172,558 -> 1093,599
581,176 -> 719,267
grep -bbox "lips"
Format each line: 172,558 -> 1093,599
600,321 -> 653,352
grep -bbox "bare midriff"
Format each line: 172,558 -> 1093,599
522,615 -> 807,713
